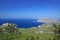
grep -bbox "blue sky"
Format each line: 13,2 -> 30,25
0,0 -> 60,19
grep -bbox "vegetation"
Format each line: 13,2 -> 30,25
53,23 -> 60,40
0,23 -> 60,40
0,23 -> 20,40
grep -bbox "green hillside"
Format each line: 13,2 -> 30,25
0,23 -> 60,40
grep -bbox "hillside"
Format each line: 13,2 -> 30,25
37,18 -> 60,23
0,23 -> 60,40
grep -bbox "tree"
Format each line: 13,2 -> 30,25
30,36 -> 34,40
26,37 -> 29,40
0,23 -> 20,40
53,23 -> 60,40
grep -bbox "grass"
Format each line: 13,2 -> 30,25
0,23 -> 60,40
0,28 -> 55,40
17,28 -> 55,40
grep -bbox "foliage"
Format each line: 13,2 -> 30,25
53,23 -> 60,40
0,23 -> 60,40
0,23 -> 20,40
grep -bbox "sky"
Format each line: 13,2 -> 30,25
0,0 -> 60,19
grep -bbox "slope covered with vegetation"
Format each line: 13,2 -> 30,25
0,23 -> 60,40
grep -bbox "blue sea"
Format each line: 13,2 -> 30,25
0,19 -> 44,28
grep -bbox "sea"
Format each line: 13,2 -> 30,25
0,19 -> 44,28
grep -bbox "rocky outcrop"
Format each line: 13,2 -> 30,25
0,23 -> 20,34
